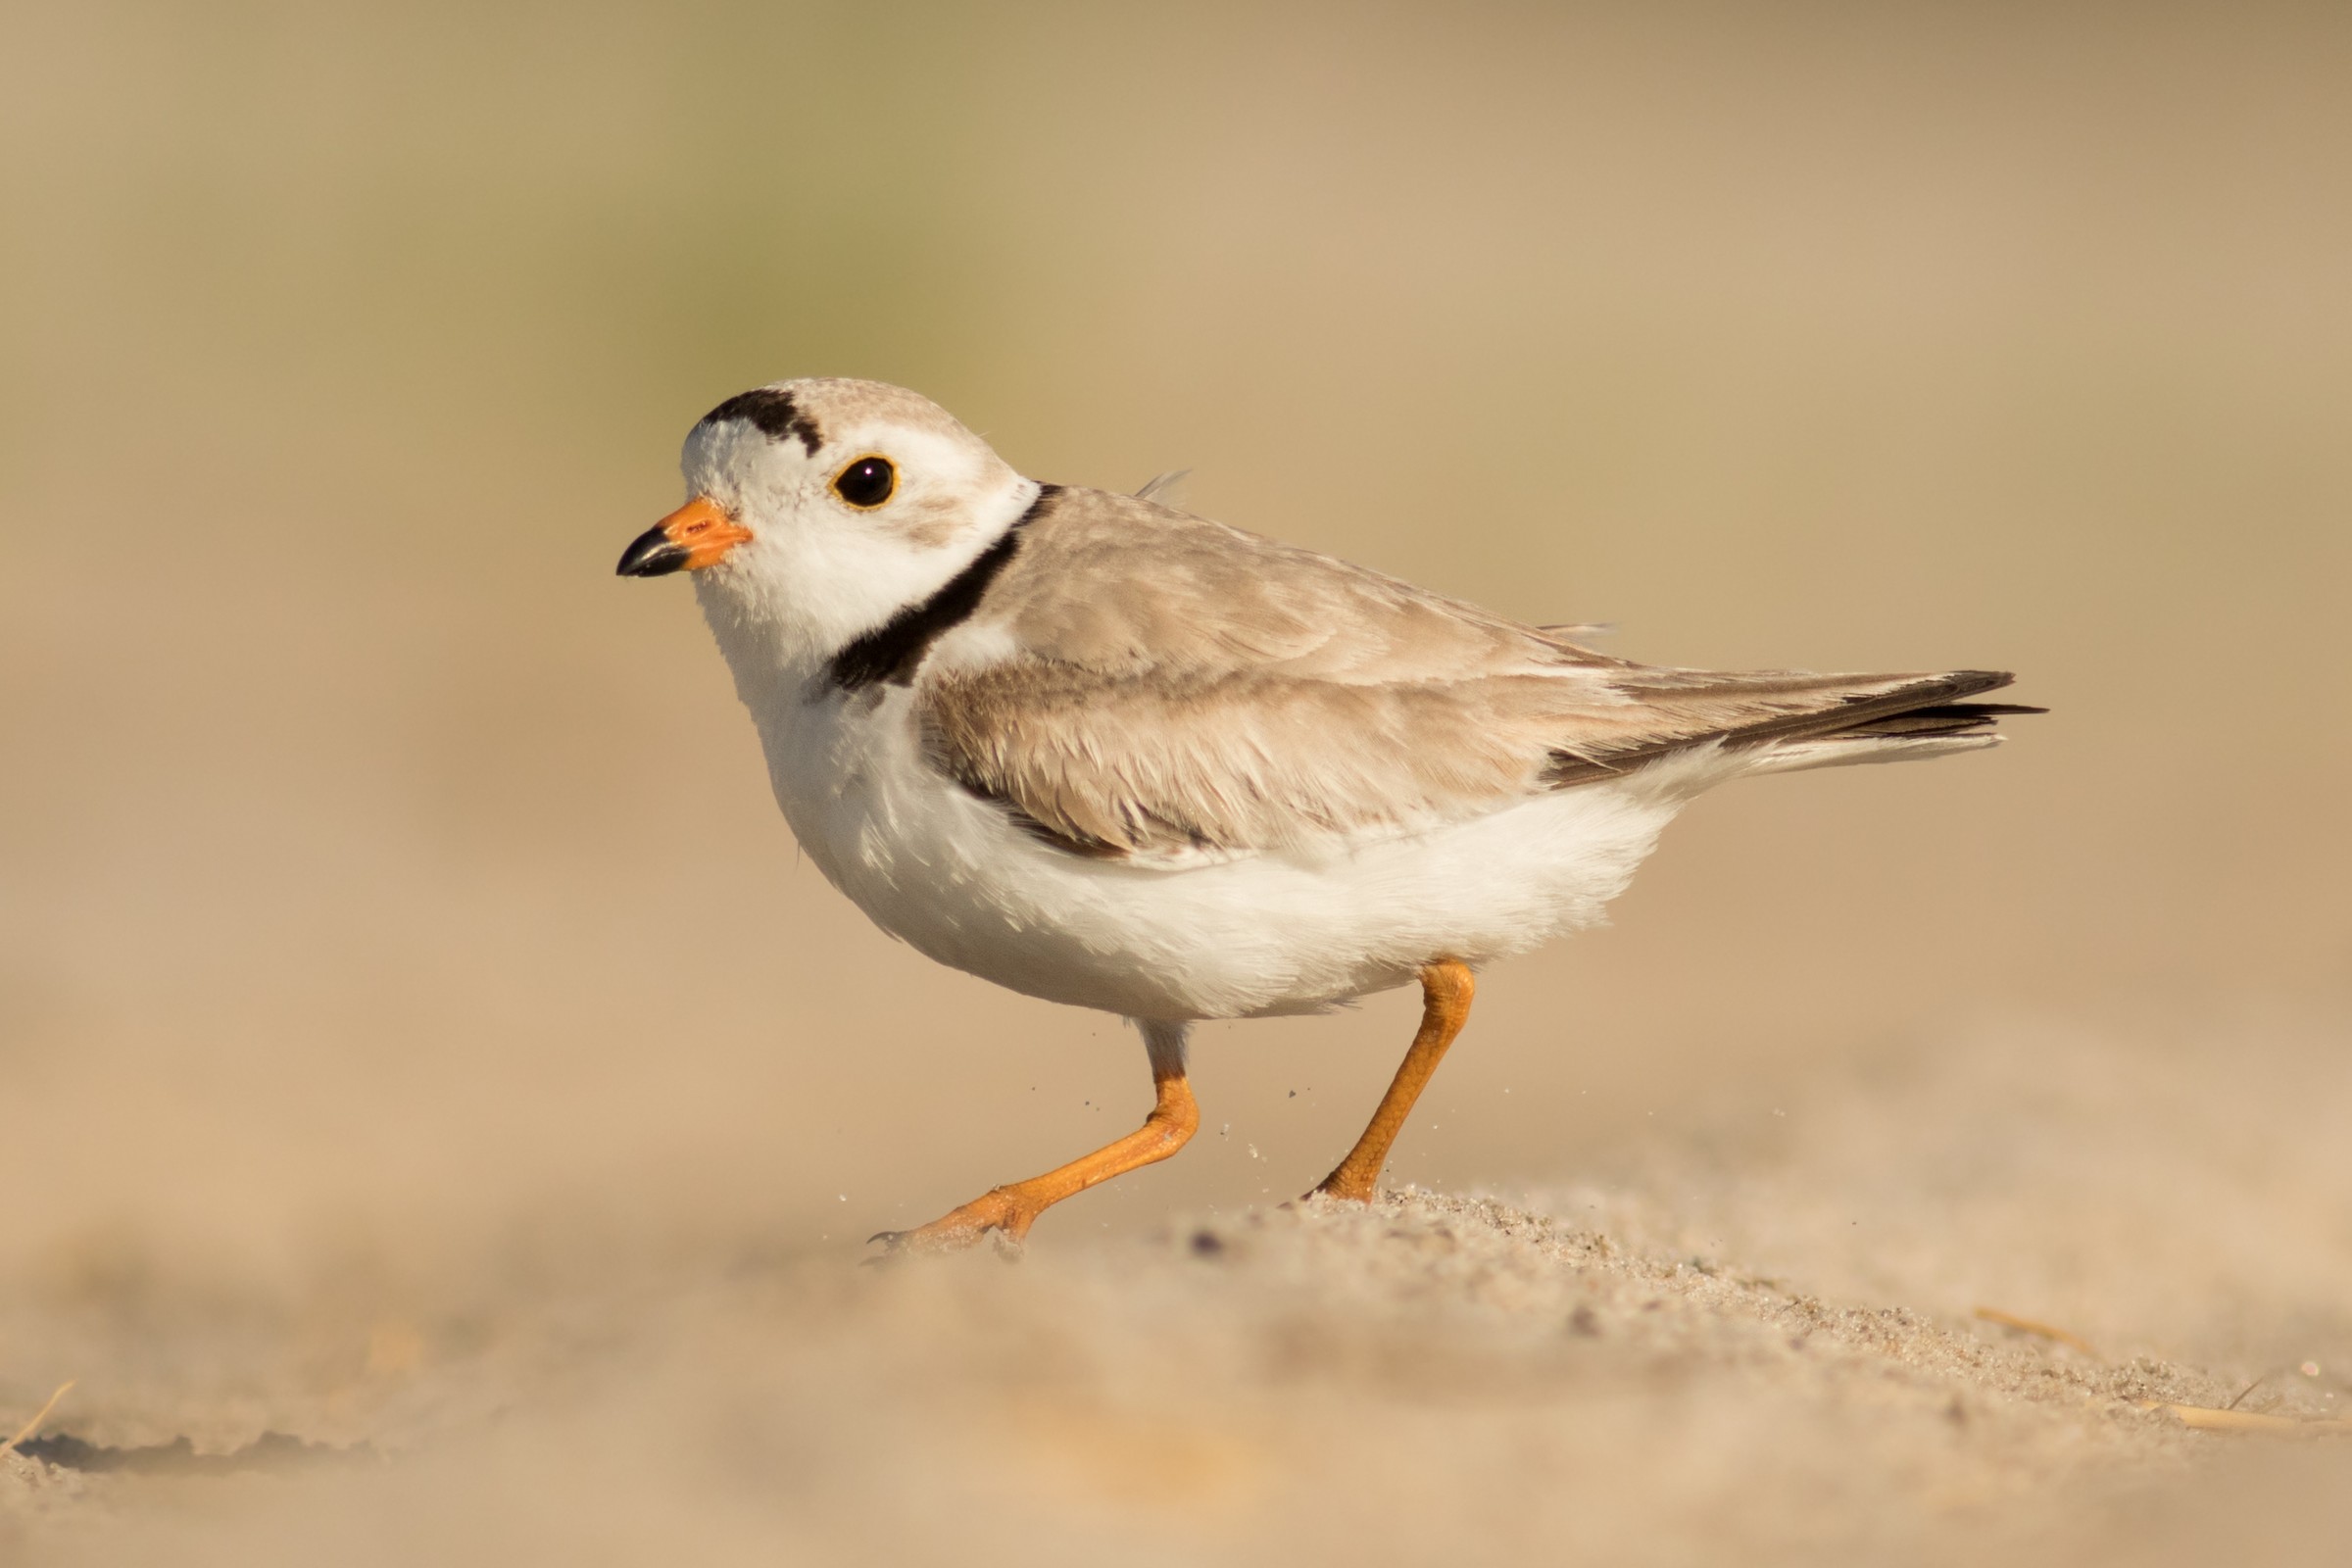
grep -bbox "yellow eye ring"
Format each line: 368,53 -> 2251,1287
832,455 -> 897,509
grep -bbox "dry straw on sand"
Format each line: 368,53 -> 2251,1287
0,1384 -> 73,1458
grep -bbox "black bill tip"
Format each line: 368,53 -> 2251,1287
615,523 -> 690,578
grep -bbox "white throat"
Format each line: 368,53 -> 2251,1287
690,474 -> 1043,714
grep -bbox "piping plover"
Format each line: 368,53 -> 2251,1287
617,378 -> 2035,1251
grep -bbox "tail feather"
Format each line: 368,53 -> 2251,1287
1744,730 -> 2005,776
1545,668 -> 2041,788
1748,694 -> 2044,776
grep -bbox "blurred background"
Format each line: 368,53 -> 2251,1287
1,3 -> 2349,1545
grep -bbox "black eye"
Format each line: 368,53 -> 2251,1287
832,456 -> 896,509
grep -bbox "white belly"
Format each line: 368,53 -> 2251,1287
758,688 -> 1716,1021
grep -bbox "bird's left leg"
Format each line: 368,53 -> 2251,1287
1309,958 -> 1474,1202
870,1020 -> 1198,1255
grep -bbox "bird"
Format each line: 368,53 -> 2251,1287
615,377 -> 2035,1253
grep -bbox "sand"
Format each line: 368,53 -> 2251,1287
6,1010 -> 2347,1567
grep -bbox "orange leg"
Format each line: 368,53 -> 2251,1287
1310,959 -> 1475,1201
872,1025 -> 1200,1255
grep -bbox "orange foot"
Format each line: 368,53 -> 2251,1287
868,1187 -> 1045,1258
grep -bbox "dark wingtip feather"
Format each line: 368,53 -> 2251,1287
1844,702 -> 2043,738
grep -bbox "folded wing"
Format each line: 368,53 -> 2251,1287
913,488 -> 2027,860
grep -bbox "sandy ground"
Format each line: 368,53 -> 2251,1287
7,1009 -> 2347,1566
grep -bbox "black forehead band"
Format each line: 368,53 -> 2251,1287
699,388 -> 823,456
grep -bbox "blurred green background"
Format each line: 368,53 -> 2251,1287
3,0 -> 2347,1264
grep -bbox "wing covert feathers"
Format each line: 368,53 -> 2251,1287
909,486 -> 2034,859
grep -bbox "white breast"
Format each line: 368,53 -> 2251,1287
755,686 -> 1723,1022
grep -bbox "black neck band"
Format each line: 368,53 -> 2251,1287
824,484 -> 1062,693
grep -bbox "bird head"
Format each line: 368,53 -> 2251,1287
617,378 -> 1036,672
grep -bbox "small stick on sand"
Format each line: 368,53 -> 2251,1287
2139,1401 -> 2352,1438
2224,1372 -> 2270,1410
0,1382 -> 74,1456
1974,1306 -> 2100,1358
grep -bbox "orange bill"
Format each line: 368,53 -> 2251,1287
615,496 -> 753,577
